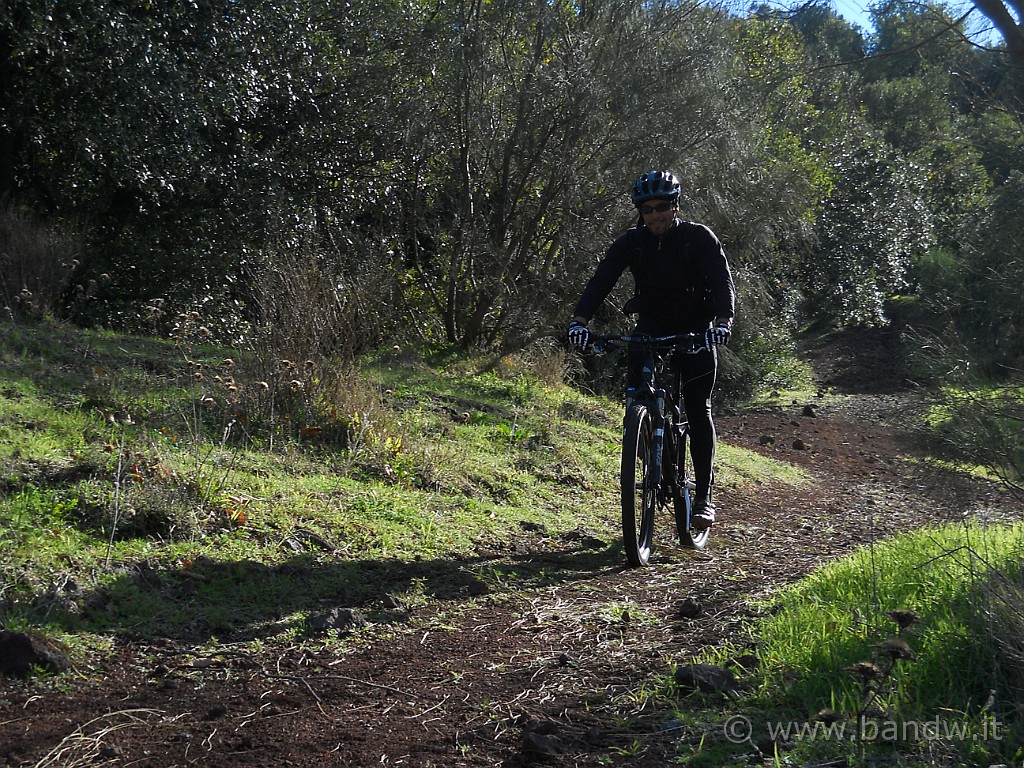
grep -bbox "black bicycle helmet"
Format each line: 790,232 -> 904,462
630,170 -> 681,205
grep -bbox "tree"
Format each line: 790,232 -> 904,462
377,0 -> 838,353
0,0 -> 398,323
389,0 -> 748,348
972,0 -> 1024,70
804,133 -> 934,325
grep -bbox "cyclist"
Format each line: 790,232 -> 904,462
567,169 -> 736,530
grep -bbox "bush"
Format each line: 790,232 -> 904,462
0,205 -> 81,321
160,232 -> 400,446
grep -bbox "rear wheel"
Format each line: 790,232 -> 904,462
621,404 -> 656,566
673,425 -> 710,551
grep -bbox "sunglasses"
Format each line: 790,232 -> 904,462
638,201 -> 674,215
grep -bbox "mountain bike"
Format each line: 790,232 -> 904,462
591,333 -> 712,566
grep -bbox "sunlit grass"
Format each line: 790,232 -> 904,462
726,521 -> 1024,765
717,441 -> 811,490
657,523 -> 1024,766
0,321 -> 812,664
762,523 -> 1020,684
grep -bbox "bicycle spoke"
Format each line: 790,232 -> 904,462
673,425 -> 710,550
621,404 -> 656,566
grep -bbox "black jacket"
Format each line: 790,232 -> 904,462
573,219 -> 736,333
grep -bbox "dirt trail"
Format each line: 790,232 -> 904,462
1,332 -> 1013,768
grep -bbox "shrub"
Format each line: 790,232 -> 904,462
0,204 -> 81,321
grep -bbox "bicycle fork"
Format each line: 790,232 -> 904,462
655,397 -> 689,507
650,388 -> 668,506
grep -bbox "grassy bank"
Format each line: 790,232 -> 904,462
0,320 -> 786,651
670,522 -> 1024,767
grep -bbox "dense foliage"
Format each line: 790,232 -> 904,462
1,0 -> 1022,385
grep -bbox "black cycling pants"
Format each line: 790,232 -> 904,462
626,328 -> 718,504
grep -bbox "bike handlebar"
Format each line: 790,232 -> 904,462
588,332 -> 708,355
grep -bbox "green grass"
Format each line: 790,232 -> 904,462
0,320 -> 805,657
667,522 -> 1024,766
759,522 -> 1024,708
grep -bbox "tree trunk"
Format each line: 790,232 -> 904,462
973,0 -> 1024,75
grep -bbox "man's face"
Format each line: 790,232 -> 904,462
638,198 -> 676,236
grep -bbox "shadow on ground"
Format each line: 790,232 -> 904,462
803,326 -> 915,395
50,535 -> 625,643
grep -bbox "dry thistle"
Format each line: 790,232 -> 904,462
814,708 -> 843,724
875,636 -> 915,661
845,661 -> 883,681
887,609 -> 921,632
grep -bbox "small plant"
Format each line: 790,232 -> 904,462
611,737 -> 648,758
105,427 -> 128,566
840,609 -> 920,733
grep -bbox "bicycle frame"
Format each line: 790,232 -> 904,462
622,334 -> 702,490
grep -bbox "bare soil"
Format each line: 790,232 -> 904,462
1,330 -> 1015,767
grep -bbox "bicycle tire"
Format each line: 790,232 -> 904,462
621,403 -> 657,566
673,425 -> 710,550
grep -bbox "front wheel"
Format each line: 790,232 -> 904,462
621,404 -> 657,566
673,425 -> 710,551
